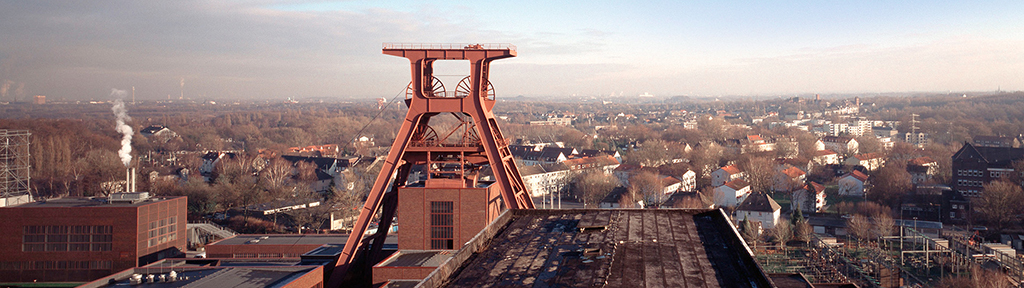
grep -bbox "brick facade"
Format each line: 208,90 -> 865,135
0,196 -> 186,282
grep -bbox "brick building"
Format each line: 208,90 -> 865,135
0,193 -> 186,282
951,142 -> 1024,197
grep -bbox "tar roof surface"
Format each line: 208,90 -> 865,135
211,234 -> 352,246
7,196 -> 180,208
436,209 -> 772,288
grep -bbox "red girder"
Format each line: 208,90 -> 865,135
327,44 -> 534,287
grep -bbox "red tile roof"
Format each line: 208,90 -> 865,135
721,165 -> 741,175
845,170 -> 869,182
853,152 -> 883,160
724,179 -> 750,190
780,166 -> 806,178
814,150 -> 838,156
908,156 -> 936,166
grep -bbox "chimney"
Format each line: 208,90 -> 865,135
131,167 -> 137,193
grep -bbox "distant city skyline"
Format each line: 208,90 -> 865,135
1,1 -> 1022,101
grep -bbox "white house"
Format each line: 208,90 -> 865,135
773,166 -> 806,192
907,156 -> 939,184
678,170 -> 697,192
845,153 -> 886,171
661,176 -> 682,195
838,170 -> 869,197
792,182 -> 827,213
713,179 -> 751,208
812,150 -> 840,165
822,136 -> 858,155
711,165 -> 744,187
735,191 -> 782,229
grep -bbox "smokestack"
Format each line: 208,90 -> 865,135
110,89 -> 133,167
126,168 -> 131,193
131,167 -> 137,193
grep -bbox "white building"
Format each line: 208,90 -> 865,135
838,171 -> 869,197
735,191 -> 782,229
713,179 -> 751,208
711,165 -> 744,187
792,182 -> 827,213
845,153 -> 886,171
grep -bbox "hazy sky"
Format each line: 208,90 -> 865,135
1,1 -> 1022,101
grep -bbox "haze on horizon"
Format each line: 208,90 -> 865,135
1,1 -> 1022,101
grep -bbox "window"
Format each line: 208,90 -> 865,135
22,225 -> 111,252
430,201 -> 454,249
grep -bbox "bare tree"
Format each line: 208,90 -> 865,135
867,163 -> 912,208
261,158 -> 293,190
739,156 -> 775,194
977,181 -> 1024,232
628,171 -> 665,207
873,212 -> 895,248
772,220 -> 792,250
573,172 -> 618,208
847,214 -> 874,246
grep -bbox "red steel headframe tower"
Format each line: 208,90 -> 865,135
329,43 -> 534,286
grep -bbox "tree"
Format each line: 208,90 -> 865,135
867,163 -> 912,208
739,156 -> 774,194
771,220 -> 792,250
628,171 -> 665,207
873,211 -> 895,248
573,172 -> 618,208
791,206 -> 804,226
739,216 -> 759,246
793,221 -> 812,243
977,181 -> 1024,232
847,214 -> 874,245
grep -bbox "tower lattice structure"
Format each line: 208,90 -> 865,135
328,43 -> 535,286
0,129 -> 31,198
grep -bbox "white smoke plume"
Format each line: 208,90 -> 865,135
110,89 -> 133,167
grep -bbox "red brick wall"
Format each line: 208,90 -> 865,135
372,266 -> 436,285
205,243 -> 324,258
282,266 -> 324,288
0,197 -> 186,282
396,186 -> 502,250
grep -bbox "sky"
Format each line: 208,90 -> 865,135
1,1 -> 1022,101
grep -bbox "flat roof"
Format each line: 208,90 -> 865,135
210,234 -> 354,246
80,266 -> 319,288
4,196 -> 182,208
376,250 -> 454,267
423,209 -> 773,288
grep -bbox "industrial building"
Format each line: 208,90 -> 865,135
0,193 -> 186,282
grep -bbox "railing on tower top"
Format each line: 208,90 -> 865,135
382,43 -> 517,51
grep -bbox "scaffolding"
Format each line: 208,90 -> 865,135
0,129 -> 31,200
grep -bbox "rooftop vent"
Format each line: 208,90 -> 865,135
109,192 -> 151,204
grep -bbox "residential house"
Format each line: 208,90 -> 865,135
520,163 -> 572,198
907,156 -> 939,184
812,139 -> 825,151
599,187 -> 634,208
139,125 -> 178,140
613,164 -> 642,186
579,149 -> 623,164
713,179 -> 751,208
845,152 -> 885,171
951,142 -> 1024,197
734,191 -> 782,229
743,134 -> 775,153
773,166 -> 806,192
973,135 -> 1021,148
522,155 -> 621,198
837,170 -> 869,197
660,191 -> 714,209
711,165 -> 744,187
822,136 -> 858,156
792,182 -> 826,213
900,185 -> 970,224
678,170 -> 697,192
661,176 -> 682,195
812,150 -> 840,165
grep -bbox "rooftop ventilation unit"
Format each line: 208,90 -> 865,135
109,192 -> 150,204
